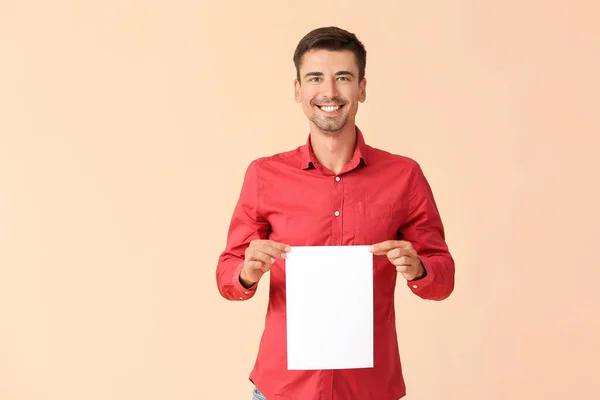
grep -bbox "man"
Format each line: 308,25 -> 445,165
216,26 -> 455,400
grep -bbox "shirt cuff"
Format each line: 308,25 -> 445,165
233,261 -> 257,300
407,257 -> 435,292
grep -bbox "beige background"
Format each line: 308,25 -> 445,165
1,1 -> 599,399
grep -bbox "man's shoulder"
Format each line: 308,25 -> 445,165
245,146 -> 303,171
366,144 -> 421,170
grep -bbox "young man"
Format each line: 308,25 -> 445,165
216,26 -> 455,400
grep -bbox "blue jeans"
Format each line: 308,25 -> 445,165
252,386 -> 267,400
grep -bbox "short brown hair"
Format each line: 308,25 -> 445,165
293,26 -> 367,82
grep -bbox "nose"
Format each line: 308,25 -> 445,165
321,77 -> 340,99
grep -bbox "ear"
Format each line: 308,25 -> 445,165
294,79 -> 302,103
358,77 -> 367,103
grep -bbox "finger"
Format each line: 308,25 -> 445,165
245,260 -> 265,271
248,249 -> 277,266
396,264 -> 409,273
267,240 -> 291,252
397,267 -> 420,281
253,239 -> 290,252
386,247 -> 414,260
243,260 -> 271,275
259,262 -> 273,273
396,263 -> 419,273
244,260 -> 273,274
392,256 -> 412,267
252,240 -> 291,258
369,240 -> 410,255
246,246 -> 280,262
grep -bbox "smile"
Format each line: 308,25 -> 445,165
317,104 -> 344,113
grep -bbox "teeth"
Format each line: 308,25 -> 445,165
321,106 -> 340,112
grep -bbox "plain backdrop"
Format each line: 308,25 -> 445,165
1,1 -> 599,399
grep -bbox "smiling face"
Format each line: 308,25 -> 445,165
294,49 -> 367,135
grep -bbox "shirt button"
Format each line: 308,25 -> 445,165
412,285 -> 418,289
335,176 -> 340,181
334,211 -> 340,217
239,297 -> 243,300
244,291 -> 249,294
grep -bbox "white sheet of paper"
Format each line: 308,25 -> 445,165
285,245 -> 373,370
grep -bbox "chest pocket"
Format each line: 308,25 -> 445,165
355,201 -> 398,245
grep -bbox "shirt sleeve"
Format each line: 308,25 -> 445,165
400,161 -> 455,301
215,160 -> 270,301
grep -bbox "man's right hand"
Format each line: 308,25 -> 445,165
239,239 -> 290,288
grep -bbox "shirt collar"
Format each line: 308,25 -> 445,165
300,126 -> 369,170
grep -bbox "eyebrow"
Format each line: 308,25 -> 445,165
303,71 -> 355,79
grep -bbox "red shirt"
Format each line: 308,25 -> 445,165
216,127 -> 455,400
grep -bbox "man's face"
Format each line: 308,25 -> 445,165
294,49 -> 366,134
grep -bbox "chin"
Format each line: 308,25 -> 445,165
308,115 -> 342,131
316,120 -> 347,134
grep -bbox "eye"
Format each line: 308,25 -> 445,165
337,76 -> 349,81
309,77 -> 322,82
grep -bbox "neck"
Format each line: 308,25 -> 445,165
309,123 -> 357,175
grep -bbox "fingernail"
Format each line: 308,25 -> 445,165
368,246 -> 374,252
281,252 -> 286,259
270,257 -> 275,263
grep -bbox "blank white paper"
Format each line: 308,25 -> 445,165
285,245 -> 373,370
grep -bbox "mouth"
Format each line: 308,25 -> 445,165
316,104 -> 345,115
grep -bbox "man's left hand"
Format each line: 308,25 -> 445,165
369,240 -> 425,281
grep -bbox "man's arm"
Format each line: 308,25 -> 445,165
400,161 -> 455,301
215,160 -> 270,301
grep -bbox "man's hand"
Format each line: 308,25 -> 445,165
239,239 -> 290,288
369,240 -> 425,281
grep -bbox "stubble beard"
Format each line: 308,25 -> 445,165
309,97 -> 349,134
311,114 -> 348,134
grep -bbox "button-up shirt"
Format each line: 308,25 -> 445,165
216,127 -> 455,399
